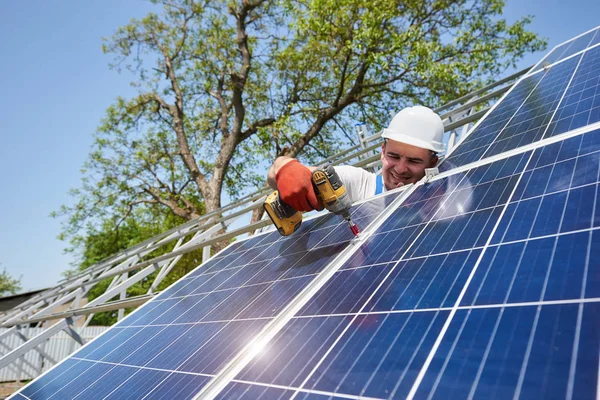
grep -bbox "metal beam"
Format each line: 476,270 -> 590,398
5,294 -> 156,326
0,321 -> 68,370
63,319 -> 84,346
13,329 -> 57,365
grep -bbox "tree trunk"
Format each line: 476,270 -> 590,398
202,191 -> 231,255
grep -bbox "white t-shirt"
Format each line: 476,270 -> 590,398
334,166 -> 385,204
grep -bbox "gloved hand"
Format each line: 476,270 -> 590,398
276,160 -> 322,212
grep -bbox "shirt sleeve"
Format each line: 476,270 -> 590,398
333,166 -> 377,204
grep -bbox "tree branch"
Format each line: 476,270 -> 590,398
148,30 -> 209,196
239,117 -> 276,143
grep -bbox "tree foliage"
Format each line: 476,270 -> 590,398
55,0 -> 545,253
0,265 -> 21,296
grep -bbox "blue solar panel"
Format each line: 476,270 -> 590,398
414,303 -> 599,399
220,131 -> 599,399
443,73 -> 543,167
446,27 -> 600,170
227,153 -> 541,397
446,55 -> 581,167
534,27 -> 599,71
16,191 -> 401,399
544,45 -> 600,137
14,28 -> 600,400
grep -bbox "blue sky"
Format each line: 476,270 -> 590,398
0,0 -> 599,292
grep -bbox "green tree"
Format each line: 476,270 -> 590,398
0,265 -> 21,296
56,0 -> 545,248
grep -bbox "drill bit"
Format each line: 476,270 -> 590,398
342,211 -> 360,236
348,219 -> 360,236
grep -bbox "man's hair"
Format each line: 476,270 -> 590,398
382,138 -> 437,160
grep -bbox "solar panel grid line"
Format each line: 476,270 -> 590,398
193,187 -> 418,399
512,307 -> 543,399
539,25 -> 600,64
286,161 -> 501,398
597,353 -> 600,400
362,314 -> 435,398
69,357 -> 213,378
426,305 -> 474,400
461,297 -> 600,310
464,305 -> 508,400
269,296 -> 599,324
405,149 -> 538,399
567,303 -> 586,400
92,361 -> 212,400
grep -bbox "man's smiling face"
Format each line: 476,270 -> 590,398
380,139 -> 438,190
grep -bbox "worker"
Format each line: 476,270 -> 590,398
267,106 -> 445,211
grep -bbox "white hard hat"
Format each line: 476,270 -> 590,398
382,106 -> 445,153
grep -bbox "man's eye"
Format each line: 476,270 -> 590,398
409,159 -> 422,164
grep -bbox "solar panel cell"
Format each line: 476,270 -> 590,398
46,361 -> 132,399
545,46 -> 600,138
303,311 -> 449,399
137,372 -> 209,399
415,306 -> 536,400
20,359 -> 83,398
298,263 -> 394,315
365,251 -> 480,311
444,74 -> 544,167
102,368 -> 170,399
236,316 -> 348,387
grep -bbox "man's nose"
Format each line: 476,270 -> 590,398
394,157 -> 409,173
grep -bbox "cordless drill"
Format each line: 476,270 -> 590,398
264,164 -> 360,236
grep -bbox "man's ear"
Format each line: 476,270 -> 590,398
430,155 -> 439,167
380,143 -> 385,161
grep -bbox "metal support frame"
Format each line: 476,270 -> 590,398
0,65 -> 530,384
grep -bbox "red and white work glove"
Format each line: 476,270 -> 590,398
275,160 -> 323,212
